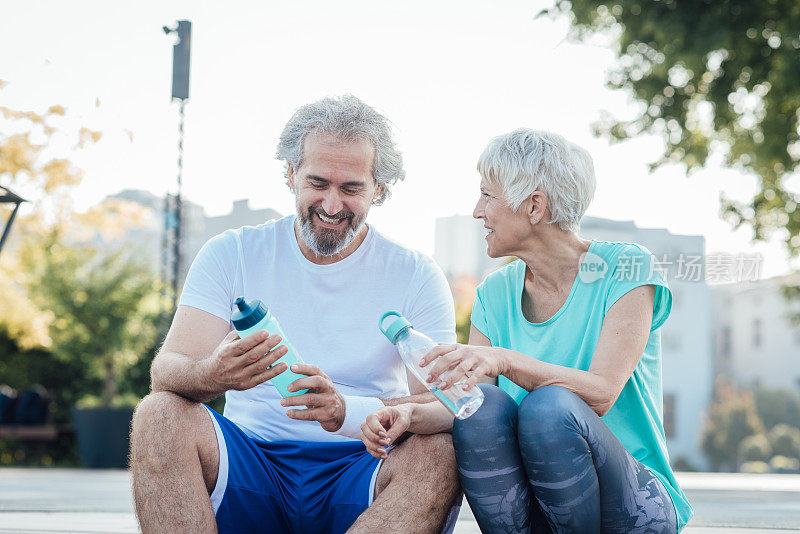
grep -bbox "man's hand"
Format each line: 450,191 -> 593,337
280,363 -> 346,433
360,405 -> 413,459
205,330 -> 290,392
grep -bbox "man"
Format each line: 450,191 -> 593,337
130,95 -> 460,533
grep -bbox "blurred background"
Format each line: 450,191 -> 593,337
1,0 -> 799,476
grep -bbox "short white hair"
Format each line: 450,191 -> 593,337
477,128 -> 596,233
276,95 -> 404,205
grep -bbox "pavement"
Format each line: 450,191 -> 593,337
0,469 -> 798,533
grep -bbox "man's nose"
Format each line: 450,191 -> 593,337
322,190 -> 344,215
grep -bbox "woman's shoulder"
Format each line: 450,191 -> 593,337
589,240 -> 657,274
478,259 -> 524,294
590,239 -> 654,258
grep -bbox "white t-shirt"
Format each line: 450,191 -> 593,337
179,214 -> 456,443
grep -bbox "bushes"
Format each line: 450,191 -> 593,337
702,382 -> 800,472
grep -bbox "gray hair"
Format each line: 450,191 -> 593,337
275,95 -> 404,205
477,128 -> 596,233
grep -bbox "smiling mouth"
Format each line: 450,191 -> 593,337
314,210 -> 351,228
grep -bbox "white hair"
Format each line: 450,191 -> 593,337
477,128 -> 596,233
275,95 -> 404,205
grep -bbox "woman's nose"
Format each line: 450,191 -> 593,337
473,199 -> 483,219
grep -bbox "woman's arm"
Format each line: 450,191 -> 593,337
502,285 -> 654,416
423,285 -> 655,417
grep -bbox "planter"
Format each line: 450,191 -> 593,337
71,407 -> 133,468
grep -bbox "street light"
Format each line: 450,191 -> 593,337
162,20 -> 191,309
0,185 -> 27,256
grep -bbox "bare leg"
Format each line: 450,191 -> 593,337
130,391 -> 220,534
348,433 -> 460,534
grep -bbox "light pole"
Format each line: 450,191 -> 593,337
0,185 -> 27,256
162,20 -> 191,310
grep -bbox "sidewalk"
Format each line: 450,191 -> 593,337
1,469 -> 798,533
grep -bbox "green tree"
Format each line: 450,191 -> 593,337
769,423 -> 800,459
0,80 -> 160,407
545,1 -> 800,255
21,231 -> 162,407
701,382 -> 764,471
738,433 -> 771,463
753,385 -> 800,428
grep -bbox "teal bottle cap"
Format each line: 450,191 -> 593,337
379,311 -> 412,345
231,297 -> 268,330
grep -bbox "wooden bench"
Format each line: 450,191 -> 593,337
0,425 -> 71,464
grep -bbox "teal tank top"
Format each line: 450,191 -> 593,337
471,240 -> 693,531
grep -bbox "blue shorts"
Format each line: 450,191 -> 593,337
204,406 -> 383,534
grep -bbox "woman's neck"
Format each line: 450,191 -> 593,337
517,229 -> 592,294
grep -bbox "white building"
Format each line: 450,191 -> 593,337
434,214 -> 505,280
435,213 -> 715,469
712,273 -> 800,390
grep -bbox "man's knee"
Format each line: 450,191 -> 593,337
130,391 -> 212,461
133,391 -> 198,437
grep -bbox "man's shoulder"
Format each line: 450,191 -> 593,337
368,226 -> 441,275
204,215 -> 289,249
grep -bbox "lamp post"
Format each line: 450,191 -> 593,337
162,20 -> 191,310
0,185 -> 27,256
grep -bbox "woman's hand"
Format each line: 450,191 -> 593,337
420,344 -> 507,391
360,404 -> 413,459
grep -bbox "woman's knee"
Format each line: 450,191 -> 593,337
453,384 -> 518,449
517,385 -> 586,438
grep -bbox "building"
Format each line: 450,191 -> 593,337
107,189 -> 281,283
435,213 -> 714,469
434,214 -> 505,280
712,273 -> 800,390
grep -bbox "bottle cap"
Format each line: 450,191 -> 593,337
379,311 -> 412,345
231,297 -> 268,330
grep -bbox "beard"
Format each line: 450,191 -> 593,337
296,200 -> 368,257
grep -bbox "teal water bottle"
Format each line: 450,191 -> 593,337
379,311 -> 484,419
231,297 -> 309,397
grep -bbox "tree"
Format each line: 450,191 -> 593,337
20,230 -> 162,407
545,1 -> 800,255
0,80 -> 161,407
769,423 -> 800,459
753,384 -> 800,429
701,382 -> 764,471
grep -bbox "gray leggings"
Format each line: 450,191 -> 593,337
453,384 -> 677,533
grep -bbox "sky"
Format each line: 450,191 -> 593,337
2,0 -> 797,280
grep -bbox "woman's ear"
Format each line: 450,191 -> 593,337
527,191 -> 547,224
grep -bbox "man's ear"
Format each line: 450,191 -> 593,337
373,182 -> 383,203
287,164 -> 296,192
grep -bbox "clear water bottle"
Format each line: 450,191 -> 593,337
231,297 -> 309,397
379,311 -> 483,419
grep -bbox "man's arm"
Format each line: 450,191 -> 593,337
151,305 -> 288,403
381,369 -> 436,406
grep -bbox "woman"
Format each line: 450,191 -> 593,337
361,129 -> 693,533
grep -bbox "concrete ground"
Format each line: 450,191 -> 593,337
0,469 -> 798,533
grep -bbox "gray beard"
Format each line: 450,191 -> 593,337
297,205 -> 365,257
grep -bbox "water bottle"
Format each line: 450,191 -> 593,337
231,297 -> 309,398
379,311 -> 483,419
